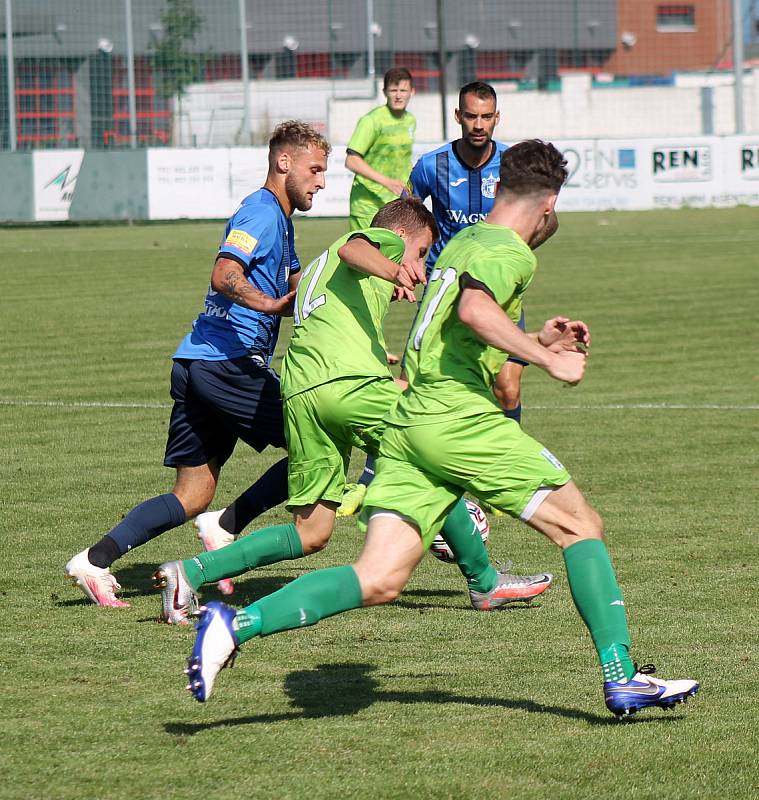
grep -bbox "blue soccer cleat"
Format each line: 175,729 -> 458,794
604,663 -> 699,719
184,602 -> 239,702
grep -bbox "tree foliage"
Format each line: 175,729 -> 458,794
150,0 -> 206,99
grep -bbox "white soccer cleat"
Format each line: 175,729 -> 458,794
194,509 -> 235,595
185,602 -> 240,702
65,549 -> 129,608
153,561 -> 199,625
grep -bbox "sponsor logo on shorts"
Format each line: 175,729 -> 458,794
540,448 -> 565,471
223,229 -> 258,255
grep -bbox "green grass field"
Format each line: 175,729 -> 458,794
1,209 -> 757,800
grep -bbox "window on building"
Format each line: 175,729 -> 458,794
107,58 -> 172,146
16,61 -> 77,148
656,5 -> 696,32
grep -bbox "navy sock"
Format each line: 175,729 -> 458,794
357,455 -> 375,487
219,457 -> 289,535
89,493 -> 186,567
503,404 -> 522,424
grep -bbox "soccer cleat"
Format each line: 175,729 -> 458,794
469,562 -> 553,610
185,602 -> 239,702
335,483 -> 367,517
153,561 -> 199,625
64,549 -> 129,608
194,509 -> 235,595
604,664 -> 700,719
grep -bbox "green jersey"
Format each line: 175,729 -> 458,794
348,105 -> 416,224
282,227 -> 404,399
391,221 -> 536,425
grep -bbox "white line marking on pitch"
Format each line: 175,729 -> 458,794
1,399 -> 757,411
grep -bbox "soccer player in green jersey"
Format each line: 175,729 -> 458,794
345,67 -> 416,231
158,196 -> 551,635
180,141 -> 699,718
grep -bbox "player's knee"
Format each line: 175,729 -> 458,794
571,505 -> 604,540
356,571 -> 403,606
297,525 -> 332,555
363,580 -> 402,606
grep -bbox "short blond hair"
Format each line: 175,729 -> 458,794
269,120 -> 331,158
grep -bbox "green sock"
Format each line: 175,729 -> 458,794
563,538 -> 635,682
233,565 -> 363,643
441,497 -> 497,593
181,522 -> 304,591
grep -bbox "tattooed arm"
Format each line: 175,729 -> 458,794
210,257 -> 295,316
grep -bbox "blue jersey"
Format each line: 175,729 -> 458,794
409,140 -> 507,274
174,188 -> 300,363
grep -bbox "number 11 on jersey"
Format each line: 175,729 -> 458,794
412,266 -> 457,350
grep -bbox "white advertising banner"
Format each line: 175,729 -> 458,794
147,148 -> 236,219
33,149 -> 85,221
144,136 -> 759,220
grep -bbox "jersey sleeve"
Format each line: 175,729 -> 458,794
218,204 -> 277,268
347,112 -> 378,157
460,246 -> 532,308
409,156 -> 430,201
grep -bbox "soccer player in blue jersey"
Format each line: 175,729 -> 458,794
409,80 -> 558,426
65,121 -> 330,607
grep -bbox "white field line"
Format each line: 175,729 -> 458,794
1,399 -> 757,411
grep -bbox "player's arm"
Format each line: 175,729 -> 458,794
211,257 -> 295,316
457,283 -> 586,385
337,237 -> 423,291
345,149 -> 406,197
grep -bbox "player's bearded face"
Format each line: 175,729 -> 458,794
456,95 -> 499,150
285,146 -> 328,211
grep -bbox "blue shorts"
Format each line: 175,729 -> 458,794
163,357 -> 286,469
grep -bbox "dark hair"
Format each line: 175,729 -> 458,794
269,120 -> 331,157
458,81 -> 497,108
383,67 -> 413,90
499,139 -> 567,195
371,196 -> 439,241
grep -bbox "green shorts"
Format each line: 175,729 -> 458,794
359,412 -> 571,548
284,376 -> 401,509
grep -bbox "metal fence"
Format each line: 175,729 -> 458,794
1,0 -> 757,151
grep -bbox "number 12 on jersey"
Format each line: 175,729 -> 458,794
412,266 -> 457,350
293,249 -> 329,326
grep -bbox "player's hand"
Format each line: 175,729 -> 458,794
538,317 -> 590,353
392,285 -> 417,303
397,258 -> 427,291
384,179 -> 408,197
545,350 -> 587,385
266,290 -> 297,317
385,351 -> 401,365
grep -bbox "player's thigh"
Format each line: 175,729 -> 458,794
331,377 -> 400,455
360,428 -> 461,548
522,480 -> 603,547
188,357 -> 286,451
395,413 -> 571,521
163,360 -> 237,469
284,388 -> 352,510
354,512 -> 425,606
